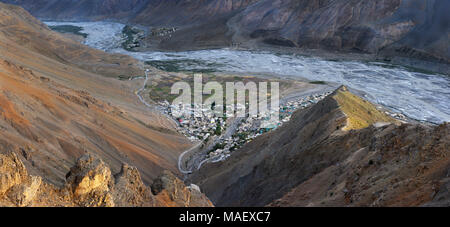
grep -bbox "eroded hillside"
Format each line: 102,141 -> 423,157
0,2 -> 192,186
0,2 -> 142,78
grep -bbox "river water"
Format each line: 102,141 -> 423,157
45,21 -> 450,124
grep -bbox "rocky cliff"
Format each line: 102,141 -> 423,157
0,152 -> 213,207
190,86 -> 450,207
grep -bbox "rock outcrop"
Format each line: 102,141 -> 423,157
151,170 -> 213,207
65,155 -> 115,207
0,152 -> 37,207
0,153 -> 213,207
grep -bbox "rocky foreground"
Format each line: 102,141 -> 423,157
0,152 -> 212,207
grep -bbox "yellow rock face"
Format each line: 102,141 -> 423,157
0,152 -> 27,195
332,86 -> 396,131
66,155 -> 115,207
73,168 -> 111,196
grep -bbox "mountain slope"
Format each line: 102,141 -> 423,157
231,0 -> 449,64
190,86 -> 449,207
0,2 -> 191,186
3,0 -> 449,69
1,0 -> 258,26
269,123 -> 449,207
131,0 -> 258,26
0,0 -> 150,21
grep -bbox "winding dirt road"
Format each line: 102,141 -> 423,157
135,69 -> 201,174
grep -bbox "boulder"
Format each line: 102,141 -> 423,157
113,163 -> 154,207
65,154 -> 114,207
0,152 -> 28,195
152,170 -> 213,207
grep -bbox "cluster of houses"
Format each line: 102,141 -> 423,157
386,112 -> 408,121
279,92 -> 333,122
122,25 -> 145,50
158,92 -> 333,162
151,27 -> 178,37
158,102 -> 227,142
207,92 -> 334,160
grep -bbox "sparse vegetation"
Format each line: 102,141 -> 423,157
122,25 -> 143,51
146,73 -> 291,105
118,75 -> 131,81
214,123 -> 222,136
49,25 -> 88,38
147,85 -> 177,103
310,81 -> 327,85
145,59 -> 223,73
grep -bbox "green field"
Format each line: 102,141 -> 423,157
122,25 -> 140,51
49,25 -> 88,38
145,59 -> 225,73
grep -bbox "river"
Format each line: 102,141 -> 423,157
45,21 -> 450,124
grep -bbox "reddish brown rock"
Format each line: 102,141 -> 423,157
152,170 -> 214,207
